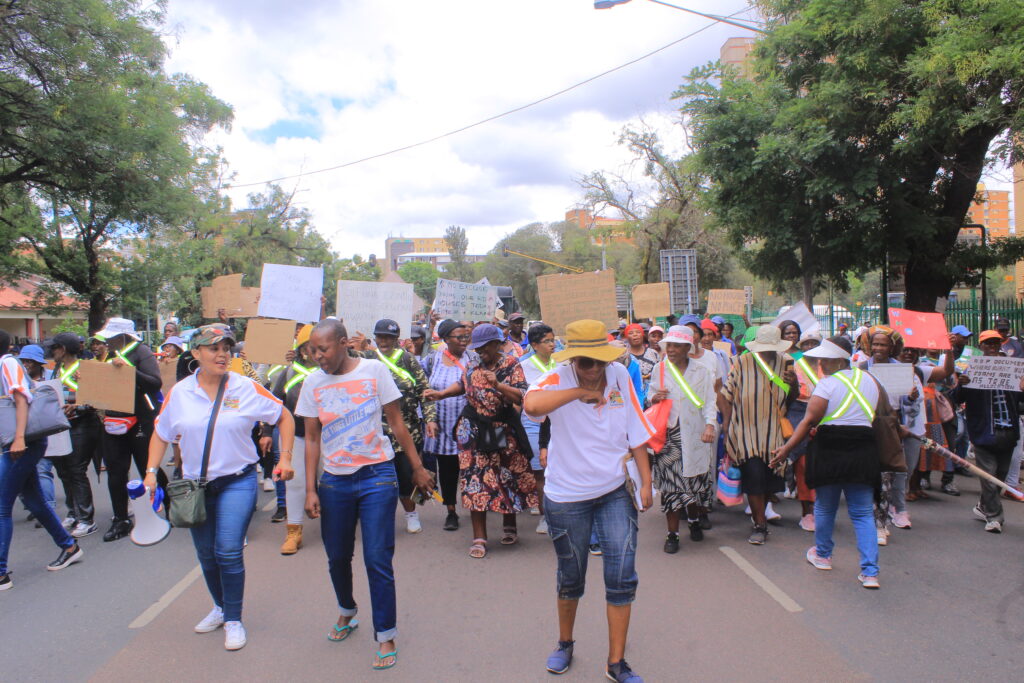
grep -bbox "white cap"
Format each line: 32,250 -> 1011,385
802,339 -> 850,360
95,317 -> 141,342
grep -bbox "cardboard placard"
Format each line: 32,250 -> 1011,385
632,283 -> 671,319
236,287 -> 261,318
336,280 -> 415,337
713,340 -> 735,356
159,361 -> 178,395
202,274 -> 254,318
964,356 -> 1024,392
243,319 -> 298,365
707,289 -> 747,315
887,308 -> 951,350
258,264 -> 323,323
537,270 -> 618,336
200,287 -> 213,318
432,278 -> 497,322
76,360 -> 136,413
867,362 -> 915,396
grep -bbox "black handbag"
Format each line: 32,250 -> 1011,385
166,374 -> 228,528
0,360 -> 70,447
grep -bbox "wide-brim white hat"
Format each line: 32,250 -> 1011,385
802,339 -> 850,360
95,317 -> 141,342
745,324 -> 791,353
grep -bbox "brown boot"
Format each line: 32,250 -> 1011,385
280,524 -> 303,555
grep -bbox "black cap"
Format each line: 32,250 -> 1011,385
995,317 -> 1011,330
410,326 -> 426,340
374,319 -> 400,337
50,332 -> 83,355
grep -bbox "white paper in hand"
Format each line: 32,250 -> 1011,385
625,458 -> 645,511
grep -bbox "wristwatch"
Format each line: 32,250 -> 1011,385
146,467 -> 160,474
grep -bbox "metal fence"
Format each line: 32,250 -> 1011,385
943,297 -> 1024,339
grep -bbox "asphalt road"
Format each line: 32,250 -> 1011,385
2,468 -> 1022,682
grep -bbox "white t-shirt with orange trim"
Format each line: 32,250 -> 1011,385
155,371 -> 282,480
0,355 -> 32,402
527,362 -> 654,503
295,358 -> 402,475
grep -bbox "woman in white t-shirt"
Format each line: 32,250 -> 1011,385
524,319 -> 654,683
145,323 -> 295,651
771,338 -> 882,590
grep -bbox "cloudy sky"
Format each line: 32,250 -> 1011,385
162,0 -> 761,257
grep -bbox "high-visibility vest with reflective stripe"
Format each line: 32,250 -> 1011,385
283,362 -> 315,392
752,352 -> 790,394
529,355 -> 556,374
267,364 -> 286,380
377,349 -> 415,385
665,361 -> 704,409
820,369 -> 875,423
795,357 -> 819,387
108,341 -> 139,367
59,360 -> 80,391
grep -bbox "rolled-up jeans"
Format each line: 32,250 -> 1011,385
543,484 -> 638,606
190,464 -> 257,622
320,461 -> 399,643
814,483 -> 878,577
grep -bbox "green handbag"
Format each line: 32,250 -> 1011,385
167,374 -> 228,528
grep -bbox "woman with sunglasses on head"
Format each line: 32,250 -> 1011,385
145,324 -> 295,650
421,320 -> 477,531
524,319 -> 654,683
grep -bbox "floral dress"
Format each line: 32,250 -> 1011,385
455,354 -> 539,514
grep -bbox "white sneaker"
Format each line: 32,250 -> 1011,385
783,486 -> 797,499
891,510 -> 911,529
858,573 -> 880,589
972,504 -> 987,521
798,514 -> 815,532
194,606 -> 225,633
71,521 -> 98,538
985,520 -> 1003,533
262,478 -> 275,492
405,512 -> 422,534
744,504 -> 752,515
536,517 -> 548,534
877,528 -> 888,546
529,506 -> 541,516
765,502 -> 782,524
61,516 -> 75,530
224,621 -> 247,650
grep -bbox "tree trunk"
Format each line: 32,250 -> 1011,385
86,246 -> 106,333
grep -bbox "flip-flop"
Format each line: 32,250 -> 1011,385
373,648 -> 398,670
328,618 -> 359,642
469,538 -> 487,558
501,526 -> 518,545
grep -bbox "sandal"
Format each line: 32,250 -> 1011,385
373,647 -> 398,670
469,538 -> 487,558
328,618 -> 359,642
501,526 -> 518,545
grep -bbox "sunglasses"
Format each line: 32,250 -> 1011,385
448,334 -> 471,342
575,357 -> 608,370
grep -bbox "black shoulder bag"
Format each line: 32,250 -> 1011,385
166,374 -> 228,528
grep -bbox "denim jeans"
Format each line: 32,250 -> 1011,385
1,438 -> 74,576
543,484 -> 639,606
814,483 -> 878,577
189,465 -> 257,622
320,461 -> 399,643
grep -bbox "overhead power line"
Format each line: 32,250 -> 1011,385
228,8 -> 753,190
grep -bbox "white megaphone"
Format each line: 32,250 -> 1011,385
127,479 -> 171,546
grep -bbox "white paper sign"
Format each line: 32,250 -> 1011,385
772,301 -> 820,336
432,278 -> 497,321
257,264 -> 323,323
336,280 -> 415,338
964,356 -> 1024,392
868,362 -> 915,396
41,380 -> 72,457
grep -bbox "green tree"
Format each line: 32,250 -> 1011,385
443,224 -> 472,281
477,223 -> 559,318
398,261 -> 442,302
677,0 -> 1024,312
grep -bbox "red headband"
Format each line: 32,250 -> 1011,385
623,323 -> 644,336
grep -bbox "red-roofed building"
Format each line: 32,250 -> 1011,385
0,277 -> 87,342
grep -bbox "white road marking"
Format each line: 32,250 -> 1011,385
263,498 -> 277,512
129,565 -> 203,629
719,546 -> 804,613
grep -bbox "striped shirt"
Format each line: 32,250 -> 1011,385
721,352 -> 790,462
0,355 -> 32,402
423,357 -> 466,456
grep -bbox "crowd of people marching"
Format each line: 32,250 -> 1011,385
1,304 -> 1022,682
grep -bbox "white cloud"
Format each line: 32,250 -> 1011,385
163,0 -> 756,256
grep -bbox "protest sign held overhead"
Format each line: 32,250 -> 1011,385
76,360 -> 136,413
632,283 -> 671,319
867,362 -> 915,396
771,301 -> 820,336
706,289 -> 747,315
537,270 -> 618,336
964,356 -> 1024,392
258,264 -> 323,323
887,308 -> 951,350
337,280 -> 415,337
433,278 -> 497,321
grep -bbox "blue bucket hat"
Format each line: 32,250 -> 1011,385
18,344 -> 45,364
467,324 -> 504,350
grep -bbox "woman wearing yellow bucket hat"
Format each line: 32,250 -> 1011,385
524,319 -> 654,683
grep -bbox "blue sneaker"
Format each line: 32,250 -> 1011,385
546,640 -> 574,674
606,659 -> 643,683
